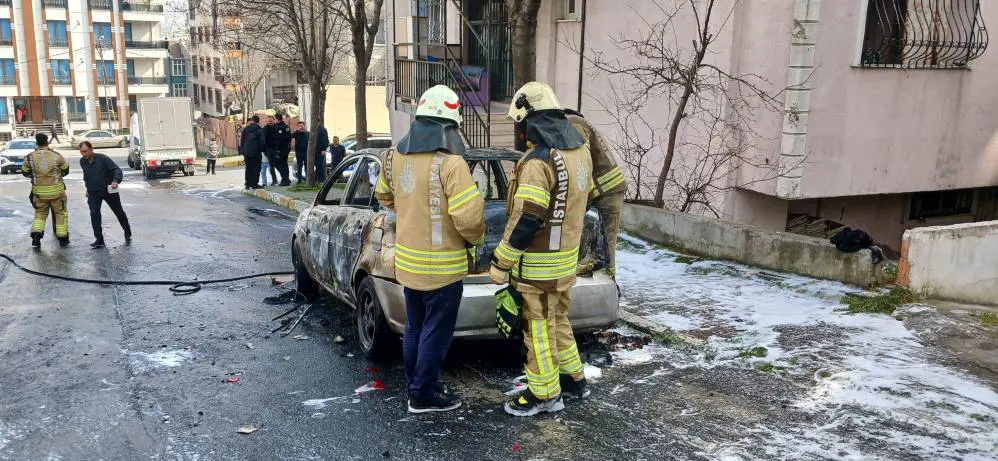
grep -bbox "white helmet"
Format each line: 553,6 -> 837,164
416,85 -> 462,126
508,81 -> 562,123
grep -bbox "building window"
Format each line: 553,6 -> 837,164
47,20 -> 68,47
191,55 -> 199,77
193,85 -> 199,104
272,85 -> 296,103
860,0 -> 989,68
909,189 -> 975,220
563,0 -> 580,20
97,60 -> 115,83
199,57 -> 205,73
171,82 -> 188,97
212,58 -> 221,76
206,57 -> 211,75
98,97 -> 117,119
128,95 -> 137,114
0,58 -> 16,85
50,59 -> 71,84
215,89 -> 222,113
171,58 -> 186,77
126,59 -> 135,78
66,97 -> 86,121
0,98 -> 8,124
93,22 -> 113,46
0,19 -> 11,46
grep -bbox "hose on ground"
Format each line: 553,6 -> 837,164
0,253 -> 294,296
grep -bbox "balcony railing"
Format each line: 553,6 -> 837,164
0,39 -> 11,46
68,112 -> 87,122
0,0 -> 10,6
52,77 -> 72,85
128,76 -> 168,85
43,0 -> 67,7
0,76 -> 15,85
124,39 -> 168,49
49,38 -> 68,47
123,2 -> 164,13
88,0 -> 113,9
860,0 -> 990,69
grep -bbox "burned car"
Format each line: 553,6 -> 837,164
292,147 -> 619,358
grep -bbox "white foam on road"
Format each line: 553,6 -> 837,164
125,349 -> 193,373
615,236 -> 998,459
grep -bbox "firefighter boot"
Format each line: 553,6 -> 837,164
504,390 -> 565,417
30,233 -> 42,248
58,237 -> 70,247
559,375 -> 590,401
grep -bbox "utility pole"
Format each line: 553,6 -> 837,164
96,36 -> 111,131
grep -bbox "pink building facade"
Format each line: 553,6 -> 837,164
385,0 -> 998,252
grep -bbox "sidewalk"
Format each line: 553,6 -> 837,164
194,156 -> 245,168
241,183 -> 317,214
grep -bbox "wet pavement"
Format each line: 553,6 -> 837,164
2,151 -> 997,460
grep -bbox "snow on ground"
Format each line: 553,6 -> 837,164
614,235 -> 998,460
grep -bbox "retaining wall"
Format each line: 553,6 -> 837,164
898,221 -> 998,305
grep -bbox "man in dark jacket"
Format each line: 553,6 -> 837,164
79,141 -> 131,249
291,121 -> 309,184
273,114 -> 293,185
261,117 -> 279,185
241,115 -> 266,189
314,121 -> 330,183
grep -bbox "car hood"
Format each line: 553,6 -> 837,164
1,149 -> 34,159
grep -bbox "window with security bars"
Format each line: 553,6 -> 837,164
909,188 -> 975,219
860,0 -> 989,68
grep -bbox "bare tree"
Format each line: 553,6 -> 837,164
333,0 -> 385,150
214,0 -> 349,186
588,0 -> 788,209
507,0 -> 543,90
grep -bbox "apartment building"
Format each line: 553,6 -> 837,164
0,0 -> 169,139
384,0 -> 998,251
166,39 -> 189,98
186,1 -> 296,119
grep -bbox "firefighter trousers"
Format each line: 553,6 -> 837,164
593,191 -> 624,277
518,283 -> 584,400
30,192 -> 68,238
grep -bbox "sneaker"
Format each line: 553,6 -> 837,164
559,375 -> 590,401
408,392 -> 462,414
90,240 -> 105,249
504,390 -> 565,417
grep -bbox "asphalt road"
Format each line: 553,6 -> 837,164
0,150 -> 696,461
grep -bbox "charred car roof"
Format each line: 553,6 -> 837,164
350,147 -> 522,161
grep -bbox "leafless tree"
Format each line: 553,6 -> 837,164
213,0 -> 350,186
507,0 -> 543,91
332,0 -> 385,150
588,0 -> 792,210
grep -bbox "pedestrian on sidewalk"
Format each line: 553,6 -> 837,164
314,120 -> 329,183
22,133 -> 70,248
261,117 -> 279,186
207,138 -> 219,175
50,123 -> 61,144
79,141 -> 131,249
374,85 -> 485,414
328,135 -> 346,170
240,116 -> 265,189
291,121 -> 309,184
273,114 -> 293,186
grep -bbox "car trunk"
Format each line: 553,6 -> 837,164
464,201 -> 606,284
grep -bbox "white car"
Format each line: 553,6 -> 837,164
0,139 -> 39,174
71,130 -> 128,149
325,134 -> 392,169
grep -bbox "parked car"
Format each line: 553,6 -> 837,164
293,147 -> 619,358
0,139 -> 39,174
70,130 -> 128,149
325,133 -> 393,169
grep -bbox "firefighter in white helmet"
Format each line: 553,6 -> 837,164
491,81 -> 593,416
374,85 -> 485,414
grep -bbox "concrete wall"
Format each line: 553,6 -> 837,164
322,84 -> 391,140
899,221 -> 998,305
620,203 -> 882,287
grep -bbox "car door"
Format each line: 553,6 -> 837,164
326,156 -> 382,303
306,157 -> 361,292
87,131 -> 110,148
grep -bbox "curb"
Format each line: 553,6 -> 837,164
195,157 -> 245,168
242,188 -> 311,214
618,309 -> 704,347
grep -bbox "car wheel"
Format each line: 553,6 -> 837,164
356,277 -> 393,360
118,139 -> 126,148
292,239 -> 319,297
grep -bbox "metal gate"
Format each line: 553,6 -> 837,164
467,0 -> 513,101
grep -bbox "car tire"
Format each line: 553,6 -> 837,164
292,239 -> 319,297
118,139 -> 126,148
356,277 -> 393,360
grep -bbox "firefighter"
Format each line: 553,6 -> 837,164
21,133 -> 70,248
374,85 -> 485,414
564,109 -> 626,277
491,82 -> 593,417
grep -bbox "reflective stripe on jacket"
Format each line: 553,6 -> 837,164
374,148 -> 486,291
22,148 -> 69,198
567,113 -> 626,199
494,143 -> 593,290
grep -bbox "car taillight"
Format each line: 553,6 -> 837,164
183,158 -> 194,165
147,160 -> 159,166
